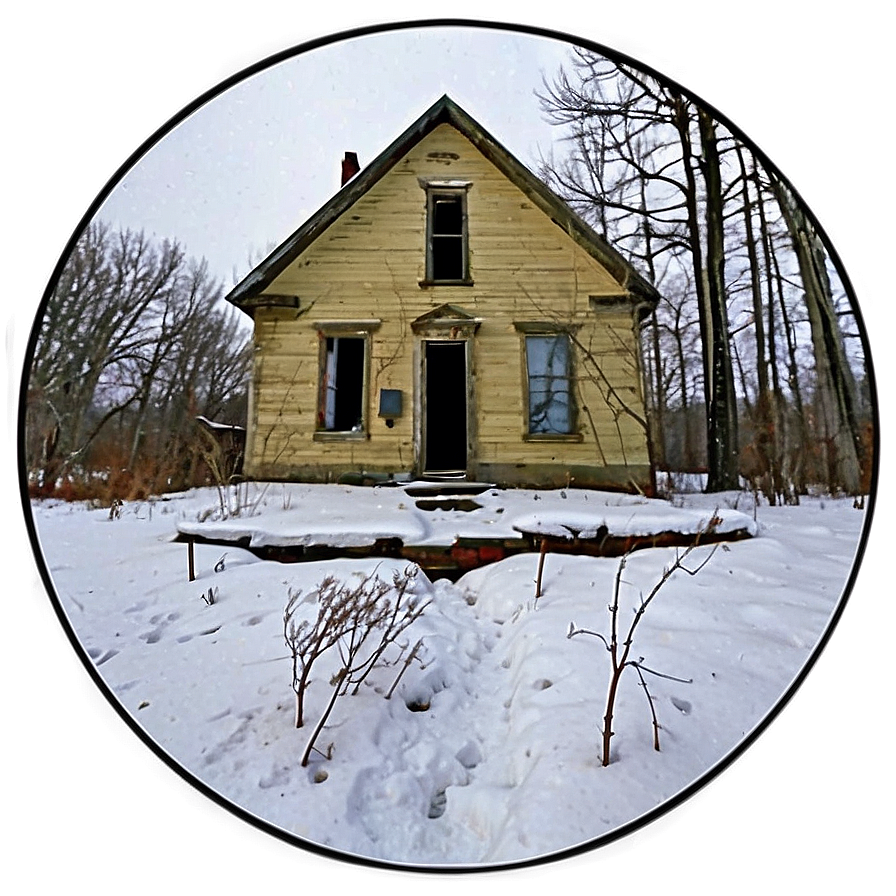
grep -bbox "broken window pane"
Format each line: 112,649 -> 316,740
526,334 -> 572,434
320,336 -> 365,431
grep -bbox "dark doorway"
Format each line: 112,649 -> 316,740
424,341 -> 467,473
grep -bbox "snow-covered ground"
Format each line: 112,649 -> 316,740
174,481 -> 756,548
28,482 -> 865,869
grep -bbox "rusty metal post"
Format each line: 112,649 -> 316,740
535,537 -> 548,599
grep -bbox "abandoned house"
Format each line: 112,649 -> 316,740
226,95 -> 660,493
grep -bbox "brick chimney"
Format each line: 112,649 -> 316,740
341,151 -> 360,186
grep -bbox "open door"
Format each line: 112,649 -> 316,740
423,340 -> 467,475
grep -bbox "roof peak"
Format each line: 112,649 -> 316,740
226,96 -> 659,310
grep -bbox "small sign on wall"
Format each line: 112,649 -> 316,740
378,388 -> 403,417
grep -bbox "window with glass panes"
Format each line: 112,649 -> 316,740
525,334 -> 573,435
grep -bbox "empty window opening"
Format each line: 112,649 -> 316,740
526,334 -> 573,435
428,192 -> 467,282
320,336 -> 365,431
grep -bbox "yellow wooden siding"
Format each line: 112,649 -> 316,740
245,124 -> 650,481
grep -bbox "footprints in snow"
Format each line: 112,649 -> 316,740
258,764 -> 291,790
138,608 -> 268,646
87,646 -> 119,666
122,583 -> 268,651
427,788 -> 448,818
174,626 -> 222,643
150,611 -> 181,625
138,610 -> 182,644
455,740 -> 482,769
202,709 -> 259,767
425,741 -> 482,820
204,708 -> 301,792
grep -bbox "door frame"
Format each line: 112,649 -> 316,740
416,337 -> 474,477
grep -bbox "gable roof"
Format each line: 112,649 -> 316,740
226,95 -> 660,312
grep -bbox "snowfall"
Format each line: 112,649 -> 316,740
28,481 -> 866,870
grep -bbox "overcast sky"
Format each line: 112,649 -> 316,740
96,25 -> 576,287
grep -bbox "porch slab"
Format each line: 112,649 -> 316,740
175,483 -> 757,579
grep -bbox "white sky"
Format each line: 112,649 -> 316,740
96,26 -> 575,287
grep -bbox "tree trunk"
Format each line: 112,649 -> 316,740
696,108 -> 739,491
737,144 -> 777,502
754,166 -> 796,500
640,180 -> 667,472
771,177 -> 864,494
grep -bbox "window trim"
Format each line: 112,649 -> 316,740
312,321 -> 380,439
515,323 -> 583,442
419,179 -> 473,286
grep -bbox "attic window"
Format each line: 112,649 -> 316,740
421,182 -> 472,285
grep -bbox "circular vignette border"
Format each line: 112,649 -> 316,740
7,3 -> 888,892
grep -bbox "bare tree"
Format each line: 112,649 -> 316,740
539,51 -> 740,491
695,107 -> 739,490
769,176 -> 866,495
25,221 -> 250,498
538,48 -> 872,499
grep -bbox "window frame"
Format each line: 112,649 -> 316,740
514,322 -> 583,442
312,320 -> 380,441
419,179 -> 473,286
